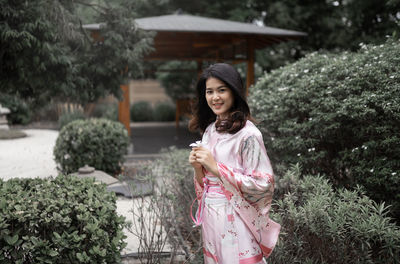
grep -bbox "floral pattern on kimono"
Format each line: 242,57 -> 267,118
193,121 -> 280,262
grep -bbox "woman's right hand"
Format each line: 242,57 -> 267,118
189,149 -> 203,170
190,149 -> 205,186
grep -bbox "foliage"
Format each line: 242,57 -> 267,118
153,102 -> 176,122
0,175 -> 126,264
151,147 -> 203,263
256,0 -> 400,71
130,101 -> 154,122
148,147 -> 400,263
130,101 -> 176,122
91,103 -> 118,121
156,61 -> 197,101
30,101 -> 60,122
58,110 -> 86,130
133,0 -> 399,73
135,0 -> 263,22
54,118 -> 129,175
0,0 -> 153,107
269,164 -> 400,264
127,189 -> 182,263
0,93 -> 31,125
249,39 -> 400,219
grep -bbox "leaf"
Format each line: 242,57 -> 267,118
4,234 -> 19,246
31,236 -> 40,246
53,231 -> 61,240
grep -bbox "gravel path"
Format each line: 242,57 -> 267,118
0,129 -> 59,180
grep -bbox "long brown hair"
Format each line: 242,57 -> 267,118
189,63 -> 252,134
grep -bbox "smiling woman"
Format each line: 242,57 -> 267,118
188,63 -> 280,264
205,77 -> 234,120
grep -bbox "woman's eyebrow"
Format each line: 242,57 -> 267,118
206,85 -> 226,90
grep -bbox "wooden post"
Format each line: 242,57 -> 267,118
197,60 -> 203,79
246,39 -> 255,96
118,84 -> 131,136
175,99 -> 181,129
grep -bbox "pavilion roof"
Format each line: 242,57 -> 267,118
83,14 -> 306,61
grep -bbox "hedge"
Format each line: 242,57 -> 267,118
270,164 -> 400,264
130,101 -> 154,122
0,176 -> 126,263
54,118 -> 129,175
249,39 -> 400,219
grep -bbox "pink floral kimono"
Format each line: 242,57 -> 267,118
192,120 -> 280,264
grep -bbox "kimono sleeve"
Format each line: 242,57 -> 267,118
193,173 -> 204,200
217,132 -> 275,214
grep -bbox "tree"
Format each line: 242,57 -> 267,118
156,61 -> 197,101
0,0 -> 153,107
133,0 -> 400,73
258,0 -> 400,71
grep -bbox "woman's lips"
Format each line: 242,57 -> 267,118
213,103 -> 223,109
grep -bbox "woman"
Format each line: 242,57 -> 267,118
188,63 -> 280,264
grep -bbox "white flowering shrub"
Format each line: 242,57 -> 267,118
249,39 -> 400,219
54,118 -> 129,174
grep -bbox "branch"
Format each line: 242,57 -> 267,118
74,0 -> 108,13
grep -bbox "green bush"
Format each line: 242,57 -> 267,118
153,102 -> 176,122
270,164 -> 400,264
58,110 -> 86,130
0,176 -> 126,264
91,103 -> 118,121
249,39 -> 400,219
54,118 -> 129,175
0,93 -> 31,125
150,148 -> 400,263
31,101 -> 59,122
130,101 -> 154,122
156,61 -> 196,101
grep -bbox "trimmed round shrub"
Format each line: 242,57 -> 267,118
249,39 -> 400,219
130,101 -> 154,122
54,118 -> 129,175
0,176 -> 126,263
269,164 -> 400,264
58,110 -> 86,129
153,102 -> 176,122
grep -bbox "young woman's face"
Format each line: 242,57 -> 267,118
205,77 -> 234,119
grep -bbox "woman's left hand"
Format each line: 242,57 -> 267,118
192,147 -> 220,177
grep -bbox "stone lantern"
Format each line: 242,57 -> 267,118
0,104 -> 11,130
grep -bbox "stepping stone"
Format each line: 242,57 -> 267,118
108,180 -> 153,198
72,165 -> 119,185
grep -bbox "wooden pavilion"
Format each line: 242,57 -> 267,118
84,14 -> 306,134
